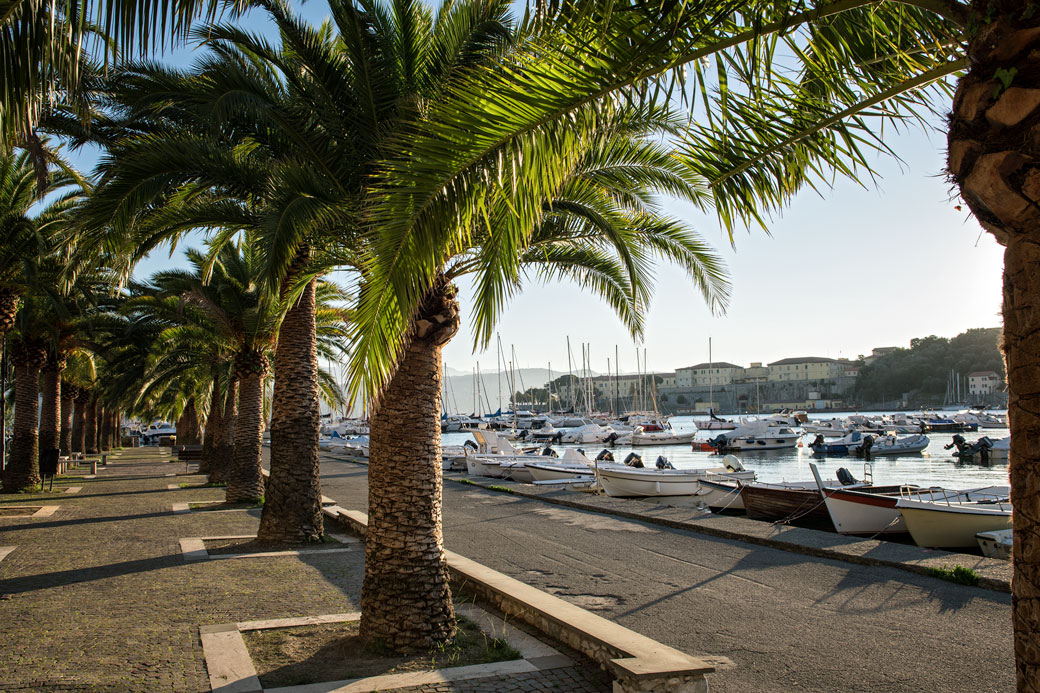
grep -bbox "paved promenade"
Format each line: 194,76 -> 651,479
316,454 -> 1015,693
0,450 -> 610,692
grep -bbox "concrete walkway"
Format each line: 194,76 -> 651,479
316,452 -> 1014,693
0,450 -> 611,692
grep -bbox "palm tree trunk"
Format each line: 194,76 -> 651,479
210,378 -> 237,485
948,7 -> 1040,687
99,404 -> 111,451
72,391 -> 87,455
3,340 -> 46,492
38,359 -> 62,458
259,275 -> 323,543
178,397 -> 201,446
361,278 -> 460,652
200,382 -> 222,476
226,356 -> 266,502
60,383 -> 74,457
85,396 -> 98,454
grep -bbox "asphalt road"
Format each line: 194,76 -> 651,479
315,456 -> 1014,693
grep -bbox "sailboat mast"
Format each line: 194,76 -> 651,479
709,337 -> 713,414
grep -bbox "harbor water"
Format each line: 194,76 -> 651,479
443,411 -> 1011,491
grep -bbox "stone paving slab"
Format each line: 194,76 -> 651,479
442,470 -> 1014,591
0,449 -> 612,692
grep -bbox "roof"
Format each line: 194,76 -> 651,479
968,371 -> 1000,378
679,362 -> 743,371
768,357 -> 839,366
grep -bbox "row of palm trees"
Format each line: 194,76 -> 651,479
4,0 -> 1040,687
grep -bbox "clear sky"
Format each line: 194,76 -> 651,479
72,2 -> 1005,378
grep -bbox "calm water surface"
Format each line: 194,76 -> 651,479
444,411 -> 1011,490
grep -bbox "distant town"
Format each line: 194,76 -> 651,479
468,327 -> 1007,415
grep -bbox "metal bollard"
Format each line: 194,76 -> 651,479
101,454 -> 108,467
90,460 -> 98,474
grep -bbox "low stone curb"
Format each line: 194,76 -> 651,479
445,473 -> 1013,593
321,505 -> 714,692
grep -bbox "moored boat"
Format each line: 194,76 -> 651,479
708,421 -> 800,452
597,461 -> 753,498
895,496 -> 1012,550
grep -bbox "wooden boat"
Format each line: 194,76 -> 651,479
742,473 -> 906,528
896,497 -> 1011,549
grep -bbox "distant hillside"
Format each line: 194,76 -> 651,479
854,327 -> 1004,405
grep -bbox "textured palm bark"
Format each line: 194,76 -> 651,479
99,405 -> 111,451
72,391 -> 88,455
199,385 -> 222,475
259,276 -> 323,543
225,358 -> 267,503
361,279 -> 459,652
0,289 -> 18,334
59,384 -> 74,457
178,398 -> 201,446
947,6 -> 1040,688
3,341 -> 46,492
210,378 -> 237,485
85,397 -> 98,454
38,360 -> 62,458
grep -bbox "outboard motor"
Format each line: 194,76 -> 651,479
944,434 -> 968,452
655,456 -> 674,470
836,467 -> 858,486
541,446 -> 558,457
709,434 -> 727,450
623,452 -> 644,468
463,439 -> 478,451
516,429 -> 529,440
595,449 -> 615,462
809,434 -> 825,451
856,435 -> 874,460
722,455 -> 744,473
551,432 -> 564,444
605,432 -> 619,446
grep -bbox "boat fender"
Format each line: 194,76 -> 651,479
655,456 -> 674,470
541,447 -> 558,457
624,452 -> 644,468
836,467 -> 858,486
595,449 -> 615,462
722,455 -> 744,473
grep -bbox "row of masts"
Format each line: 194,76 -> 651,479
445,336 -> 683,417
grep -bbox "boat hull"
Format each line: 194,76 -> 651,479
697,479 -> 745,512
822,489 -> 906,535
897,501 -> 1011,549
741,486 -> 832,527
598,468 -> 754,497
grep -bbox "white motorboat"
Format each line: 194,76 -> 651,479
140,421 -> 176,445
977,528 -> 1013,559
819,482 -> 1009,537
809,431 -> 929,457
896,496 -> 1012,549
559,421 -> 616,444
457,429 -> 556,479
629,421 -> 697,446
707,421 -> 800,452
694,410 -> 737,431
596,458 -> 754,498
696,477 -> 745,512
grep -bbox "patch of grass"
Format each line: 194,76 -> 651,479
178,481 -> 227,488
927,564 -> 980,586
319,534 -> 341,544
457,478 -> 477,486
486,485 -> 514,494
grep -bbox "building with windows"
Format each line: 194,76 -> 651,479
968,371 -> 1001,396
768,357 -> 848,382
675,362 -> 745,387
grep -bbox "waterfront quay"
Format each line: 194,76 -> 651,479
317,454 -> 1013,693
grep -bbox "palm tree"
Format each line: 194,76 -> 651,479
342,0 -> 1040,678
